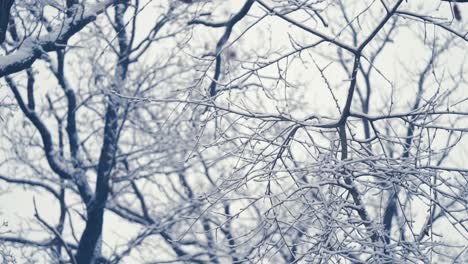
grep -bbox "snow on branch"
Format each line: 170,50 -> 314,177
0,0 -> 116,77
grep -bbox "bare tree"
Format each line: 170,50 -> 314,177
0,0 -> 207,263
0,0 -> 467,263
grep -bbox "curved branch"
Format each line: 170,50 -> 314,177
5,77 -> 73,180
208,0 -> 255,96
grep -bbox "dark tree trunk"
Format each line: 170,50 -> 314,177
0,0 -> 14,44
